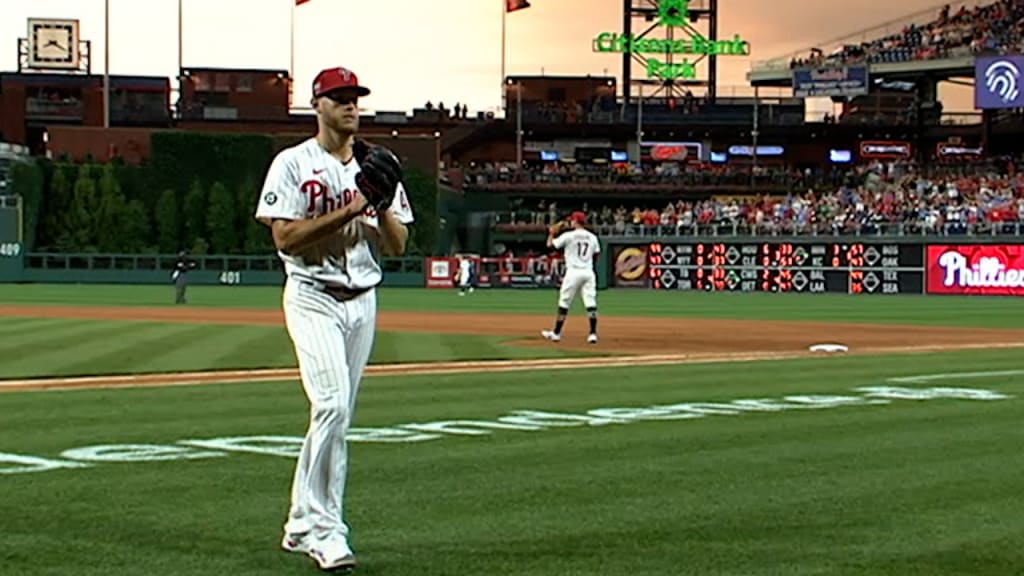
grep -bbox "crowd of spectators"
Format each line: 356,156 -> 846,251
789,0 -> 1024,69
494,159 -> 1024,236
462,161 -> 835,189
518,90 -> 700,125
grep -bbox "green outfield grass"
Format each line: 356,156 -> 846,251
1,283 -> 1022,379
0,317 -> 583,380
1,283 -> 1024,327
2,349 -> 1023,575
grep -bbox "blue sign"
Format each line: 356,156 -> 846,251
728,145 -> 784,156
791,65 -> 869,98
829,149 -> 852,163
975,55 -> 1024,109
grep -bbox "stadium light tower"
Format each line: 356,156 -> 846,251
601,0 -> 745,106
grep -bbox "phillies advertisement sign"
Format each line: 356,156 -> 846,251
927,245 -> 1024,295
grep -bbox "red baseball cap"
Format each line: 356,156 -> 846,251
312,67 -> 371,98
570,211 -> 586,223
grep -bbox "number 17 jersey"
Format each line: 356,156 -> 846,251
553,229 -> 600,270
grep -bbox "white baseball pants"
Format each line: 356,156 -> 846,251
280,278 -> 376,542
558,269 -> 597,309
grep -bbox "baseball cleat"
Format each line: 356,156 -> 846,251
587,334 -> 598,344
281,533 -> 310,554
308,536 -> 357,572
541,330 -> 561,342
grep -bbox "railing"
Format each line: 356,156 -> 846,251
514,99 -> 805,127
583,221 -> 1024,238
468,170 -> 841,192
750,0 -> 992,71
176,104 -> 291,122
111,103 -> 172,125
25,98 -> 84,120
22,252 -> 424,273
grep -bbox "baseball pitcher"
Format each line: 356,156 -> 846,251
542,211 -> 600,343
254,66 -> 413,572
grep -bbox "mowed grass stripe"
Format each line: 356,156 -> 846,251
206,327 -> 296,372
52,325 -> 294,377
0,325 -> 594,381
374,331 -> 474,364
127,325 -> 299,375
2,323 -> 222,378
0,317 -> 73,337
0,320 -> 172,377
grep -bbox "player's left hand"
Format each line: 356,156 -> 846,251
354,139 -> 403,212
548,221 -> 566,235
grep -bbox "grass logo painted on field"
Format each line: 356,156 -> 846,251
0,385 -> 1012,476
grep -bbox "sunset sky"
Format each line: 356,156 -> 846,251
2,0 -> 974,115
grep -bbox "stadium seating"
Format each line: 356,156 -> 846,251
790,0 -> 1024,69
461,162 -> 829,191
490,159 -> 1024,237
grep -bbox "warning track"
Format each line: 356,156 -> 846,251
3,341 -> 1024,393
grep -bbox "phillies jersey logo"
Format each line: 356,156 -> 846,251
300,179 -> 377,217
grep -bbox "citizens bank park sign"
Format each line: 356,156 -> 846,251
592,0 -> 749,80
0,385 -> 1011,476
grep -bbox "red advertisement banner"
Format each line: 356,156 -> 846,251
926,245 -> 1024,295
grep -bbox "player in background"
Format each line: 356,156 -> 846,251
254,66 -> 413,572
542,211 -> 601,343
171,250 -> 195,304
457,254 -> 474,295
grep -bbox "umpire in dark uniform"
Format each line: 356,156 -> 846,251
172,250 -> 196,304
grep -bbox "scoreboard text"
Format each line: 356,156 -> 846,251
643,242 -> 925,294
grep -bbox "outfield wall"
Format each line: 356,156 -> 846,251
605,237 -> 1024,296
0,198 -> 24,282
2,237 -> 1023,296
0,252 -> 425,288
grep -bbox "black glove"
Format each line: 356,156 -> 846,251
354,139 -> 403,212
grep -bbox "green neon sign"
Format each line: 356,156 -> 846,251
591,0 -> 750,80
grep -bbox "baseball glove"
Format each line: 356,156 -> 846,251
354,139 -> 403,212
548,220 -> 568,235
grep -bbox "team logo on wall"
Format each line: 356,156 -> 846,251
975,55 -> 1024,109
614,247 -> 648,288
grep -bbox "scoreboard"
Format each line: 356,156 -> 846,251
644,242 -> 925,294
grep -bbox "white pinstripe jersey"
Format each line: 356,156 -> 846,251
255,138 -> 415,289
